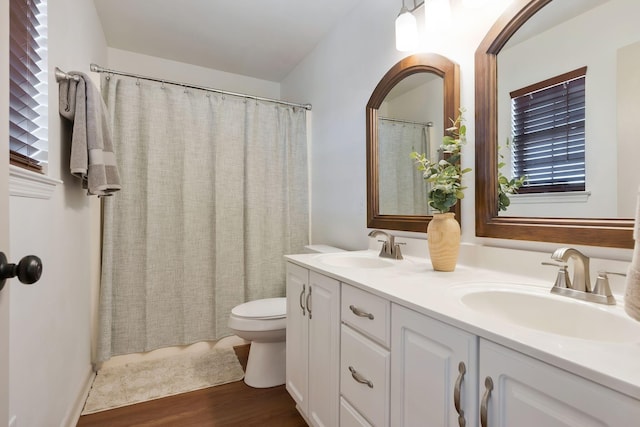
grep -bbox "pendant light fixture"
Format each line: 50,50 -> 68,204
395,0 -> 418,52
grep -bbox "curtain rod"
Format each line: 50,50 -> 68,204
89,63 -> 312,111
379,116 -> 433,127
54,67 -> 80,82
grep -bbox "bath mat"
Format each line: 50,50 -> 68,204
81,346 -> 245,414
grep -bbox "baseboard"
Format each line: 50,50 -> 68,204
61,366 -> 96,427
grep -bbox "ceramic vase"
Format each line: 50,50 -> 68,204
427,212 -> 460,272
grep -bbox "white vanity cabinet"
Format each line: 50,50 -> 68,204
478,339 -> 640,427
286,262 -> 341,427
391,304 -> 478,427
286,256 -> 640,427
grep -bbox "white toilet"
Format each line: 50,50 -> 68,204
228,297 -> 287,388
228,245 -> 345,388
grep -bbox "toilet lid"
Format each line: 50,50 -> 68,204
231,297 -> 286,319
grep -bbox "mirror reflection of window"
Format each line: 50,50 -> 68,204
496,0 -> 639,219
510,67 -> 586,194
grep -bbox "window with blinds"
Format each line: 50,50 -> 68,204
9,0 -> 48,173
510,67 -> 586,194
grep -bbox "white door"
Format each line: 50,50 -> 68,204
286,263 -> 309,413
0,153 -> 9,426
1,0 -> 11,422
391,304 -> 478,427
307,271 -> 340,427
479,339 -> 640,427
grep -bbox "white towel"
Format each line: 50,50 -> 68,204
59,72 -> 121,196
625,266 -> 640,321
624,186 -> 640,321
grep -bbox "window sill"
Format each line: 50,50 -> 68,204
509,191 -> 591,205
9,165 -> 63,200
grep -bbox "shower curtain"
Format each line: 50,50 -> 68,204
378,118 -> 430,215
96,75 -> 309,362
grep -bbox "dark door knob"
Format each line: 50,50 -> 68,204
0,252 -> 43,291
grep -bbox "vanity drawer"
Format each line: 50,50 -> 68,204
340,325 -> 390,427
341,284 -> 390,347
340,397 -> 373,427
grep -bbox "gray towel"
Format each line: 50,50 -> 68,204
59,72 -> 121,196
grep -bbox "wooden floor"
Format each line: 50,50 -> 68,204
76,345 -> 307,427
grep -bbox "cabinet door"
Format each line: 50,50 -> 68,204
479,339 -> 640,427
308,271 -> 341,427
391,304 -> 478,427
286,263 -> 309,413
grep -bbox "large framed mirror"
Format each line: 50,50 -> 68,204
367,53 -> 460,232
475,0 -> 635,248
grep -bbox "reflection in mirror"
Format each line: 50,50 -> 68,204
378,73 -> 443,216
496,0 -> 640,219
475,0 -> 635,248
367,53 -> 460,233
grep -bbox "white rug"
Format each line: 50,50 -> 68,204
82,346 -> 245,414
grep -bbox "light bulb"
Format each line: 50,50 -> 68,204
395,6 -> 418,52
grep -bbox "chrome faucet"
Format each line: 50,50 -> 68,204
368,230 -> 403,260
544,247 -> 617,305
550,247 -> 591,292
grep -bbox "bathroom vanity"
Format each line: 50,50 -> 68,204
285,247 -> 640,427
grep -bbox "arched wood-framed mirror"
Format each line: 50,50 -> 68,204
475,0 -> 635,249
367,53 -> 460,232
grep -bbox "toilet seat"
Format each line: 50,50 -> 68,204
231,297 -> 286,320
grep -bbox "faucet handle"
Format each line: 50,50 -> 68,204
593,271 -> 625,301
541,262 -> 571,289
392,242 -> 405,260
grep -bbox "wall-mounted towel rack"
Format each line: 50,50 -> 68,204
54,67 -> 80,82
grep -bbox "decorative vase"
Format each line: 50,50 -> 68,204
427,212 -> 461,272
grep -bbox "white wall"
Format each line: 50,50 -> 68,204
8,1 -> 107,426
281,0 -> 515,249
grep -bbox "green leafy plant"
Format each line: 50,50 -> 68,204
410,111 -> 471,213
497,138 -> 527,211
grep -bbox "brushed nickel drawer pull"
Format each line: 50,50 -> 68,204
348,366 -> 373,388
454,361 -> 466,427
299,284 -> 306,316
306,286 -> 312,319
480,376 -> 494,427
349,305 -> 374,320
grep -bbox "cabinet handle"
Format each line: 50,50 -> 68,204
299,284 -> 306,316
348,366 -> 373,388
454,361 -> 466,427
306,286 -> 312,319
349,305 -> 374,320
480,376 -> 493,427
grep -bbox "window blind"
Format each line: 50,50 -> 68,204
510,67 -> 586,193
9,0 -> 48,173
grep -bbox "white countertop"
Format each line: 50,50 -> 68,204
285,249 -> 640,400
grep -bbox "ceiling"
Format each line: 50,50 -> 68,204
92,0 -> 364,82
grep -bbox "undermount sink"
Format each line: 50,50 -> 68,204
317,253 -> 395,269
459,286 -> 640,343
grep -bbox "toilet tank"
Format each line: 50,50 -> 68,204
303,244 -> 345,254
